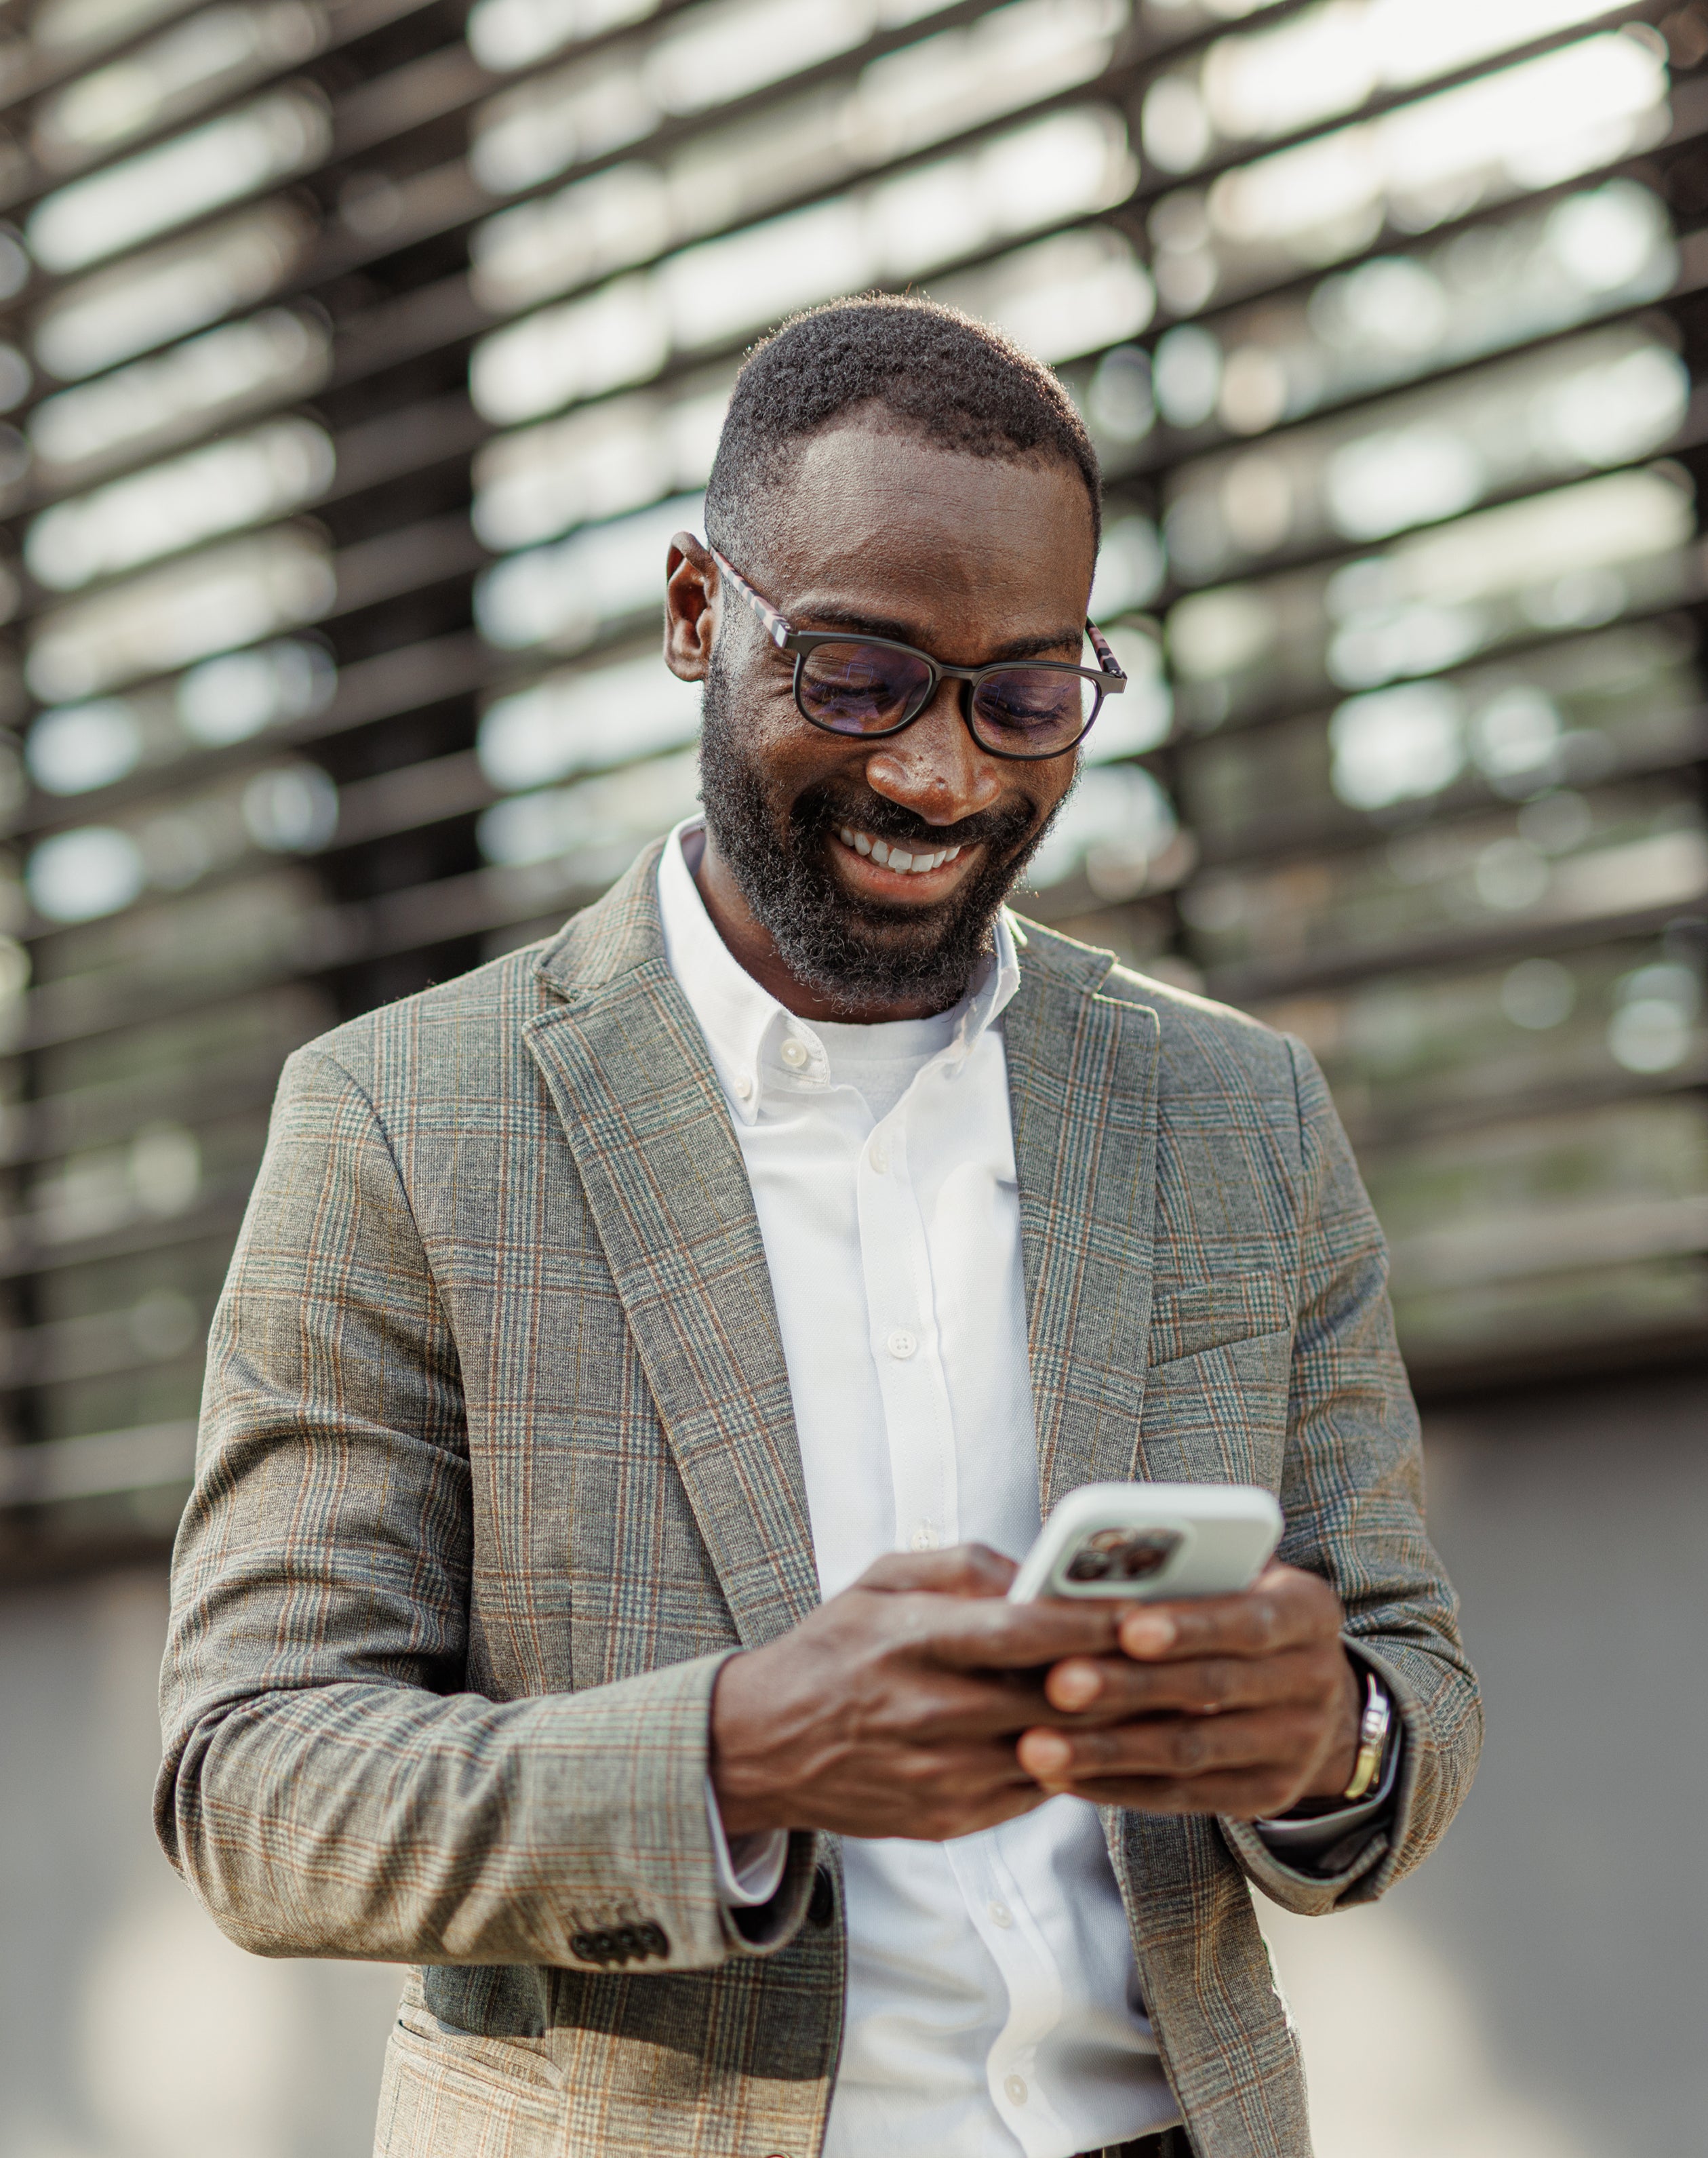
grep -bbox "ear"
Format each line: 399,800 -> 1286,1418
664,532 -> 718,682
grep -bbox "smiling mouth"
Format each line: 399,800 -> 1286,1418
835,823 -> 965,876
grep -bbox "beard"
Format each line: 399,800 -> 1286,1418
696,643 -> 1063,1014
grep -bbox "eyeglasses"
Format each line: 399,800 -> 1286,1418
709,544 -> 1124,763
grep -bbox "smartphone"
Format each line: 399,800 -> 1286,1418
1007,1481 -> 1283,1603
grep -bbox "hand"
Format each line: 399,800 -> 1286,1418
1014,1563 -> 1363,1820
710,1545 -> 1140,1840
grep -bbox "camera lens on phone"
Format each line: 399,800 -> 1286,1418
1066,1546 -> 1113,1580
1118,1530 -> 1183,1579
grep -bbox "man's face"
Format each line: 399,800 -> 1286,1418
664,421 -> 1097,1020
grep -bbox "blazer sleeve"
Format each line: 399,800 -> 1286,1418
155,1045 -> 814,1972
1219,1037 -> 1484,1917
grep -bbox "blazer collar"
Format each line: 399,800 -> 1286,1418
999,922 -> 1164,1515
525,844 -> 820,1649
525,850 -> 1162,1632
533,839 -> 674,996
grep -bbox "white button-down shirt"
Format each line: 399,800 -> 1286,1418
658,822 -> 1181,2157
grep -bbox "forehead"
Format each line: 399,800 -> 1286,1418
759,421 -> 1096,625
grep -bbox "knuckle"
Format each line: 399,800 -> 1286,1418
1170,1723 -> 1210,1774
893,1692 -> 942,1739
1255,1772 -> 1298,1813
959,1540 -> 1008,1584
896,1748 -> 940,1787
944,1546 -> 987,1591
1195,1661 -> 1235,1710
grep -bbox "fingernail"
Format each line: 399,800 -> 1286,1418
1052,1663 -> 1100,1709
1123,1613 -> 1176,1657
1022,1732 -> 1072,1776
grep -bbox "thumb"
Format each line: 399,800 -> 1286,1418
857,1542 -> 1018,1599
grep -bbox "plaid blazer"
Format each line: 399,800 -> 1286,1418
157,843 -> 1481,2158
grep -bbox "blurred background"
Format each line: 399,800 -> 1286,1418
0,0 -> 1701,2149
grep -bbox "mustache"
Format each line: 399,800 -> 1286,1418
793,784 -> 1037,856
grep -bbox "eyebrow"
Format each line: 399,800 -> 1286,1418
793,603 -> 1086,664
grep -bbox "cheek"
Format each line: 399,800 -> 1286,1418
1024,756 -> 1081,831
1048,752 -> 1084,803
731,651 -> 826,757
740,700 -> 877,816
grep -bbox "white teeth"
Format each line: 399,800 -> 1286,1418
837,826 -> 965,871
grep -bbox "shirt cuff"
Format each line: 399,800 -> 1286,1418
704,1778 -> 790,1908
1252,1664 -> 1403,1872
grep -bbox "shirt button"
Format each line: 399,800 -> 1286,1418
1004,2074 -> 1028,2106
909,1523 -> 938,1551
867,1137 -> 888,1173
733,1074 -> 753,1100
886,1328 -> 917,1360
988,1900 -> 1012,1929
778,1037 -> 808,1069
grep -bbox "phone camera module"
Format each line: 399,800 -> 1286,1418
1118,1529 -> 1183,1579
1065,1528 -> 1136,1582
1064,1526 -> 1184,1585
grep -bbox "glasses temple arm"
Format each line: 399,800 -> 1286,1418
709,542 -> 795,652
1084,618 -> 1126,685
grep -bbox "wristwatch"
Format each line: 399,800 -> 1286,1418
1342,1670 -> 1392,1802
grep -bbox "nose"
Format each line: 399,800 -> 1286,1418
861,679 -> 1002,826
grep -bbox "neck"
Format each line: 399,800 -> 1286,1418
692,828 -> 965,1024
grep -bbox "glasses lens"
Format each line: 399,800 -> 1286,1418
797,642 -> 934,734
970,667 -> 1096,757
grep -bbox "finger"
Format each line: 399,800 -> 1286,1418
816,1741 -> 1052,1841
1044,1645 -> 1339,1719
1117,1564 -> 1343,1664
1039,1767 -> 1312,1820
901,1777 -> 1059,1840
929,1592 -> 1135,1672
1018,1707 -> 1321,1787
863,1667 -> 1061,1742
858,1544 -> 1018,1599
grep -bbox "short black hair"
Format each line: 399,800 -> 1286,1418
704,296 -> 1102,565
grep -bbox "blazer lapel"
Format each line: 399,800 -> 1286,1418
1004,930 -> 1163,1514
524,906 -> 820,1649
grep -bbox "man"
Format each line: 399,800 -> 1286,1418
157,299 -> 1480,2158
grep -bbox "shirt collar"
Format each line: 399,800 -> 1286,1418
656,817 -> 1020,1123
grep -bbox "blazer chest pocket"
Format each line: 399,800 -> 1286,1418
1141,1271 -> 1293,1486
1149,1270 -> 1292,1367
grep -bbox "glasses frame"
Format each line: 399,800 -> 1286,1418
709,544 -> 1125,762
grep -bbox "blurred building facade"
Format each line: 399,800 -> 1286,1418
0,0 -> 1703,1555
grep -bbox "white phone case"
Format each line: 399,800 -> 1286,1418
1007,1481 -> 1284,1602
